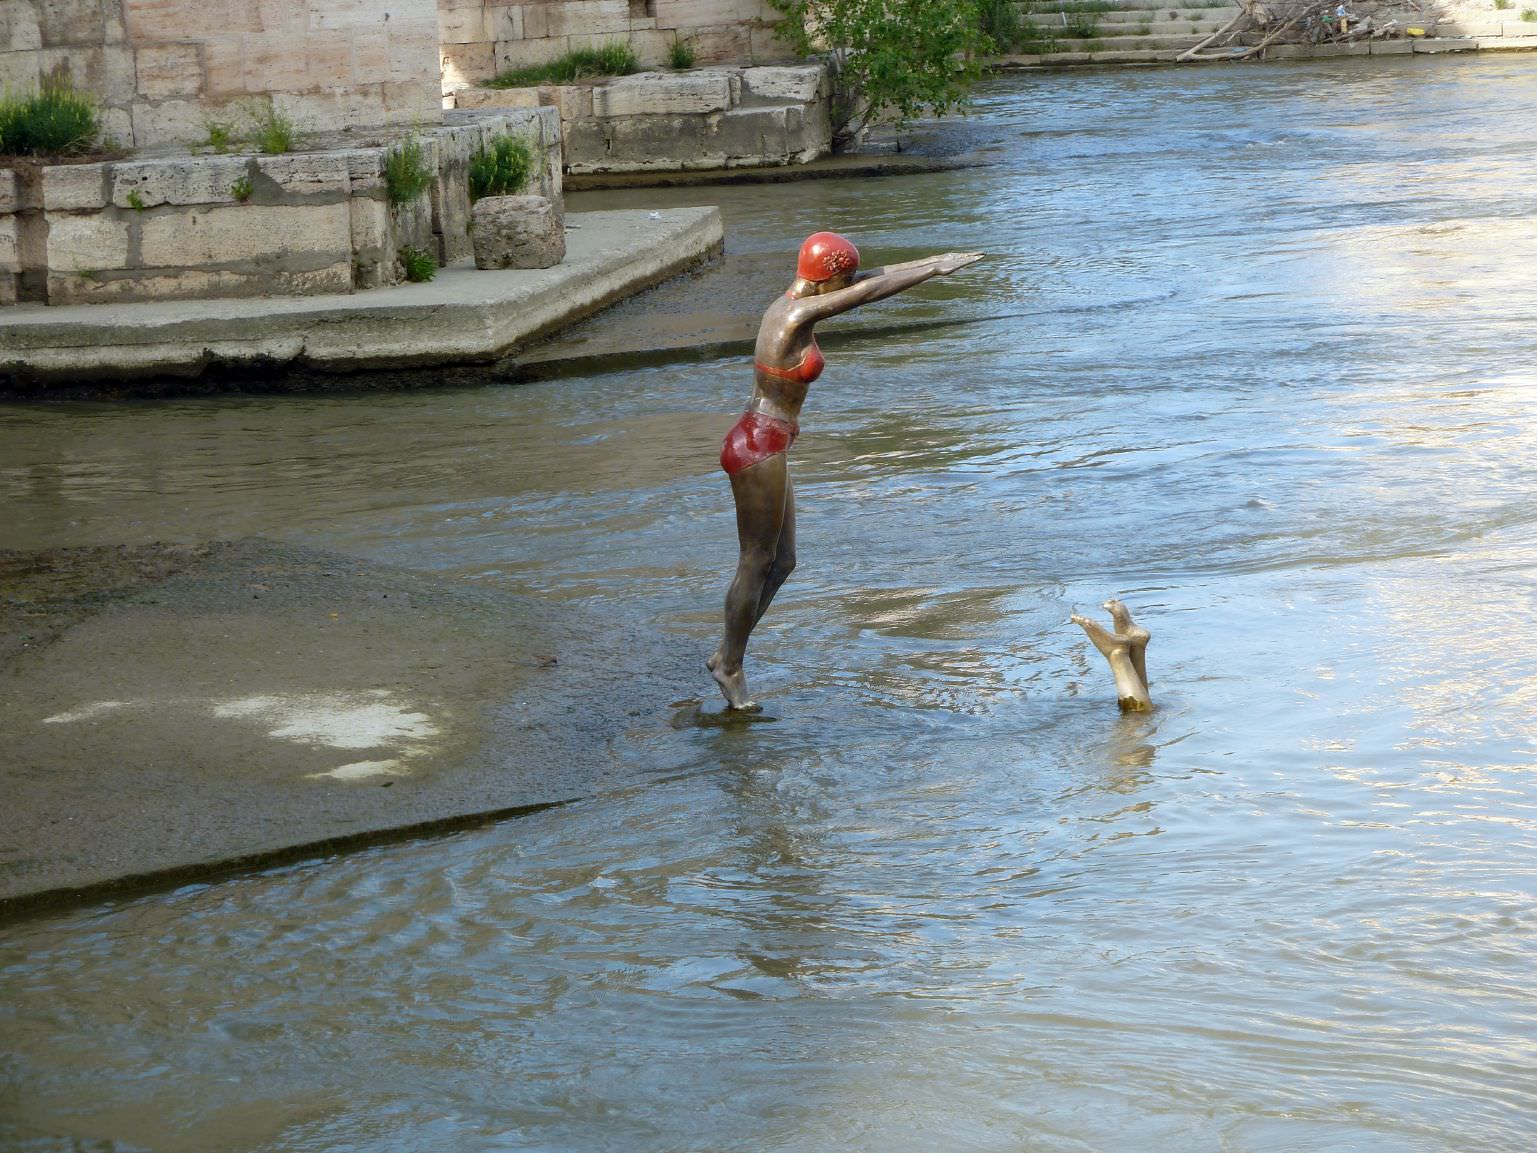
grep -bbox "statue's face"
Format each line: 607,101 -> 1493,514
818,271 -> 855,293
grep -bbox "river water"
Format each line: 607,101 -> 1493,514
4,55 -> 1537,1152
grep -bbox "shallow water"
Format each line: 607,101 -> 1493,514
4,56 -> 1537,1152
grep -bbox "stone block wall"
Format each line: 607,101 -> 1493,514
0,0 -> 443,151
1,107 -> 563,305
438,0 -> 793,91
455,63 -> 829,173
1436,0 -> 1537,40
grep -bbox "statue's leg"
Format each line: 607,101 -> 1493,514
753,474 -> 796,626
1105,599 -> 1151,689
1071,612 -> 1153,712
710,454 -> 789,710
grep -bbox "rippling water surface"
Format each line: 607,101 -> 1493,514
4,57 -> 1537,1152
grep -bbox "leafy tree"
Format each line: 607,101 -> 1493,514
768,0 -> 988,145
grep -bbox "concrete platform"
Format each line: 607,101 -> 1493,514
0,206 -> 723,394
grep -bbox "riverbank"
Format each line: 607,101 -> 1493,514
0,206 -> 722,397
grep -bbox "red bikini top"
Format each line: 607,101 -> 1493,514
755,339 -> 824,385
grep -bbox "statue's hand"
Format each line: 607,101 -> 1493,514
935,252 -> 986,275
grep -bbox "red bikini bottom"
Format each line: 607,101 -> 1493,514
720,411 -> 799,476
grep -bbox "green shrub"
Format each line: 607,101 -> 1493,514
668,37 -> 696,68
400,246 -> 437,283
487,42 -> 638,88
1493,0 -> 1512,9
231,174 -> 253,202
1064,15 -> 1099,36
203,119 -> 238,152
1521,5 -> 1536,16
979,0 -> 1022,49
255,106 -> 296,154
385,136 -> 434,205
126,190 -> 146,210
468,134 -> 533,202
0,80 -> 100,156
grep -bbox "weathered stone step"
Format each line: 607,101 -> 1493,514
998,47 -> 1184,63
1036,6 -> 1238,20
1038,26 -> 1232,42
1022,0 -> 1234,9
997,35 -> 1496,65
1045,33 -> 1222,49
1438,19 -> 1537,36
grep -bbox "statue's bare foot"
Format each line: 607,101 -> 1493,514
1071,613 -> 1128,660
709,658 -> 760,712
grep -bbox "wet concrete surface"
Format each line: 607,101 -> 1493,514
0,539 -> 703,918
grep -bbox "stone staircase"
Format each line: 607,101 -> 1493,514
994,0 -> 1245,65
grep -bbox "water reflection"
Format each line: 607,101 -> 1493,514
4,56 -> 1537,1153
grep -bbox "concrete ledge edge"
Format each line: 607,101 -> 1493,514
0,207 -> 724,392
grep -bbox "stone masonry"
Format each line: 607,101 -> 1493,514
0,0 -> 443,150
1,107 -> 563,306
455,63 -> 831,173
437,0 -> 792,90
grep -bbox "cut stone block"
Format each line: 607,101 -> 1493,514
544,0 -> 631,37
456,86 -> 541,110
439,7 -> 490,45
0,170 -> 20,215
41,163 -> 109,211
492,35 -> 567,72
626,29 -> 676,67
603,113 -> 709,165
741,65 -> 826,105
46,260 -> 353,305
129,97 -> 223,149
471,194 -> 564,269
37,0 -> 106,47
718,105 -> 788,161
111,157 -> 251,207
682,25 -> 751,64
349,196 -> 395,288
0,215 -> 18,274
135,42 -> 203,98
593,72 -> 734,117
543,84 -> 594,121
1,5 -> 44,54
340,148 -> 386,196
138,202 -> 350,266
391,192 -> 433,252
44,211 -> 131,273
253,153 -> 352,199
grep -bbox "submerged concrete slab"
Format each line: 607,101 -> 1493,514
0,206 -> 723,391
0,540 -> 705,917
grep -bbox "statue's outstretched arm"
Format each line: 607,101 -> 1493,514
789,252 -> 985,324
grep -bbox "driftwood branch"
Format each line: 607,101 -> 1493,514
1176,10 -> 1249,61
1175,0 -> 1437,61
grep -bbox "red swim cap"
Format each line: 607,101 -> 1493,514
796,232 -> 860,283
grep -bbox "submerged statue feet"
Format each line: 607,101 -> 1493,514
707,649 -> 760,712
1071,599 -> 1152,712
